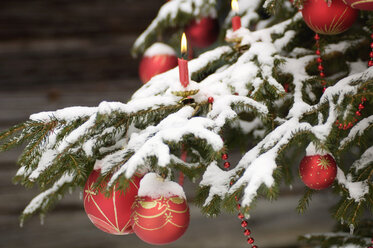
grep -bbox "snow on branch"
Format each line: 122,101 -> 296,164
199,54 -> 373,208
132,0 -> 217,56
336,167 -> 369,202
352,146 -> 373,173
340,116 -> 373,148
107,106 -> 224,185
22,173 -> 75,217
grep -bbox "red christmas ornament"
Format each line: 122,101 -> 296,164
343,0 -> 373,10
83,170 -> 141,235
139,43 -> 178,83
299,154 -> 337,190
131,195 -> 190,244
301,0 -> 358,35
185,17 -> 219,48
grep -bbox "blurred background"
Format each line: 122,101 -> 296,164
0,1 -> 338,247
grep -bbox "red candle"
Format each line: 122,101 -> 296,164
231,0 -> 241,31
232,16 -> 241,31
178,33 -> 190,88
178,58 -> 189,88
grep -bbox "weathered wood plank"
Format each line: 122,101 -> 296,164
0,0 -> 165,88
0,0 -> 164,40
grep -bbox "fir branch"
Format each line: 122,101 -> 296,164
296,187 -> 315,214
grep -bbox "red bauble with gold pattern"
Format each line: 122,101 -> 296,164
299,154 -> 337,190
185,17 -> 219,48
131,195 -> 190,245
83,170 -> 141,235
301,0 -> 358,35
343,0 -> 373,10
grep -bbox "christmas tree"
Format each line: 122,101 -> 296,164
0,0 -> 372,247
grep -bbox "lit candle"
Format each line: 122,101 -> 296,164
231,0 -> 241,31
178,33 -> 189,88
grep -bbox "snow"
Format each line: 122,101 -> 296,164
133,0 -> 217,55
30,106 -> 97,122
340,116 -> 373,147
236,118 -> 263,134
238,152 -> 277,207
57,113 -> 97,153
303,232 -> 371,247
107,106 -> 224,186
23,173 -> 74,215
305,143 -> 328,156
200,162 -> 231,206
144,43 -> 176,57
336,168 -> 369,202
348,60 -> 367,75
352,146 -> 373,172
138,172 -> 186,199
28,127 -> 62,181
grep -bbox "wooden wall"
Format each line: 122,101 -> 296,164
0,0 -> 165,90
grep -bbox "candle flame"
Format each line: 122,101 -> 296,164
231,0 -> 239,12
181,33 -> 187,54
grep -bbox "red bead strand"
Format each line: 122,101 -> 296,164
368,30 -> 373,67
224,151 -> 258,247
313,32 -> 369,131
314,33 -> 327,93
335,88 -> 367,130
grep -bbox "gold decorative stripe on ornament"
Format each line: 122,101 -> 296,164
133,219 -> 171,231
132,209 -> 169,218
132,207 -> 189,219
88,214 -> 115,233
130,179 -> 139,190
90,194 -> 121,232
306,7 -> 348,35
139,197 -> 184,209
88,214 -> 128,234
84,182 -> 97,202
139,201 -> 158,209
168,220 -> 186,228
120,218 -> 132,232
170,197 -> 184,204
113,187 -> 120,229
329,7 -> 349,34
133,218 -> 188,231
351,0 -> 373,6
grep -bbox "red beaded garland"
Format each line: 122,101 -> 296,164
314,33 -> 327,92
336,87 -> 367,130
247,237 -> 255,244
369,29 -> 373,68
222,153 -> 228,160
224,150 -> 258,247
224,161 -> 231,169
